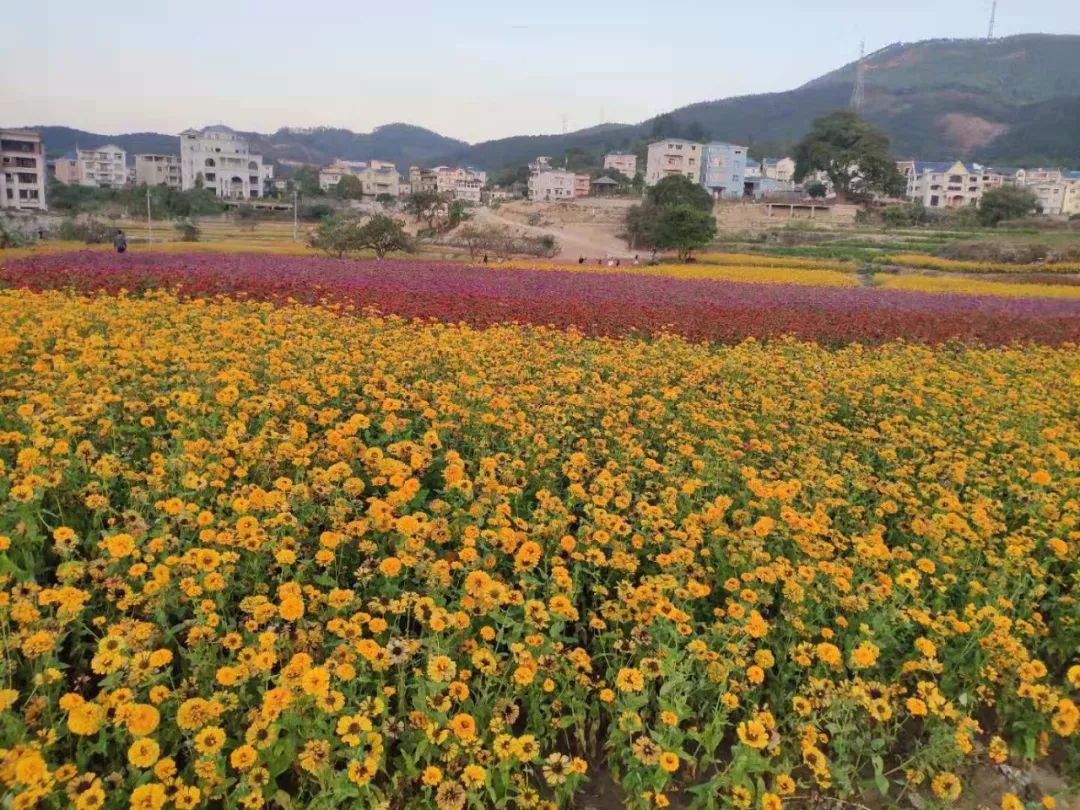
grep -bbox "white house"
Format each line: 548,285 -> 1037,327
73,145 -> 127,188
528,169 -> 577,201
180,126 -> 267,199
898,160 -> 987,209
762,157 -> 796,182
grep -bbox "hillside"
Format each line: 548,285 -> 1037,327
29,123 -> 466,170
18,34 -> 1080,173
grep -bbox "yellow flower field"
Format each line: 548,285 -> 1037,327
0,288 -> 1077,809
879,274 -> 1080,300
499,258 -> 859,287
886,254 -> 1080,275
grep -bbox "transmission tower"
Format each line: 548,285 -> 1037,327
987,0 -> 997,40
850,41 -> 866,112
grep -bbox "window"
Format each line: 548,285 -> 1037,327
205,173 -> 216,181
930,195 -> 940,207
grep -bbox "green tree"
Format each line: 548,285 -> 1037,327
646,175 -> 713,212
651,205 -> 717,261
805,181 -> 828,199
404,190 -> 442,230
291,166 -> 323,197
356,214 -> 413,258
621,204 -> 656,250
793,111 -> 906,202
335,174 -> 364,200
977,186 -> 1040,227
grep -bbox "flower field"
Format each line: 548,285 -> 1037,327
0,252 -> 1079,810
886,255 -> 1080,275
2,251 -> 1079,345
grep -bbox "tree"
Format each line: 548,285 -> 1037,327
622,204 -> 656,250
310,214 -> 412,258
806,181 -> 828,199
335,174 -> 363,200
291,166 -> 323,197
376,193 -> 395,208
977,186 -> 1040,227
404,190 -> 442,229
793,111 -> 906,202
646,175 -> 713,213
651,205 -> 717,261
356,215 -> 413,258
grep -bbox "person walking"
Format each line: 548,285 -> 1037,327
113,229 -> 127,254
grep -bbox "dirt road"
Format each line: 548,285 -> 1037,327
470,207 -> 632,261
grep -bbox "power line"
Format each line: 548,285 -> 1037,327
850,40 -> 866,112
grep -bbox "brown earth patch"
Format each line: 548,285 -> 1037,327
939,113 -> 1010,152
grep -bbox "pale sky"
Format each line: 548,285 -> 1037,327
3,0 -> 1077,143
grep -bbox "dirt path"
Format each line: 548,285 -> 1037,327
471,208 -> 631,261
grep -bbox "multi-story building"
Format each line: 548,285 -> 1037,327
319,159 -> 369,192
1,129 -> 47,210
429,166 -> 487,198
645,139 -> 702,186
603,152 -> 637,178
744,159 -> 762,179
73,145 -> 127,187
1028,181 -> 1068,216
1063,173 -> 1080,216
574,174 -> 591,198
135,154 -> 182,188
180,126 -> 267,199
452,178 -> 483,204
899,160 -> 986,209
762,157 -> 796,182
528,169 -> 577,201
700,142 -> 747,200
408,166 -> 438,194
983,167 -> 1026,188
54,153 -> 79,184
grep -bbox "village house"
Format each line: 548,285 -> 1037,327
528,169 -> 576,201
135,154 -> 182,189
645,139 -> 702,186
700,142 -> 748,200
1,129 -> 47,210
180,126 -> 269,199
603,152 -> 637,178
61,144 -> 128,188
898,160 -> 987,209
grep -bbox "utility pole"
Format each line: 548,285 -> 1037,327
292,189 -> 298,241
850,40 -> 866,112
987,0 -> 997,40
146,187 -> 152,245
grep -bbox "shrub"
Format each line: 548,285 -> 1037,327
57,217 -> 113,244
174,219 -> 200,242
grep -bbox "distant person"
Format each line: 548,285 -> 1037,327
113,229 -> 127,254
483,253 -> 489,263
615,259 -> 621,267
578,256 -> 585,265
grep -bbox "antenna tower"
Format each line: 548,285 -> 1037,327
987,0 -> 997,40
850,41 -> 866,112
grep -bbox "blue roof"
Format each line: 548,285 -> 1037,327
1065,171 -> 1080,180
62,151 -> 77,160
746,159 -> 761,168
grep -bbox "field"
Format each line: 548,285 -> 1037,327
0,249 -> 1078,810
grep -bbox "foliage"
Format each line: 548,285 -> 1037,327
446,201 -> 470,230
290,166 -> 323,198
56,217 -> 113,244
334,174 -> 364,200
805,181 -> 828,199
0,221 -> 30,249
646,175 -> 713,213
376,193 -> 395,208
651,205 -> 718,260
794,111 -> 906,202
47,183 -> 227,218
174,219 -> 201,242
300,203 -> 335,222
404,191 -> 442,229
309,214 -> 412,258
978,186 -> 1041,227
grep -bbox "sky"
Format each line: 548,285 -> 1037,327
3,0 -> 1077,143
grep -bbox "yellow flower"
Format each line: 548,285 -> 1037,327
422,766 -> 443,786
128,738 -> 160,768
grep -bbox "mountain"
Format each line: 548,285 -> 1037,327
28,123 -> 466,170
18,34 -> 1080,173
625,34 -> 1080,165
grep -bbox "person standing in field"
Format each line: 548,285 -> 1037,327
113,229 -> 127,254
